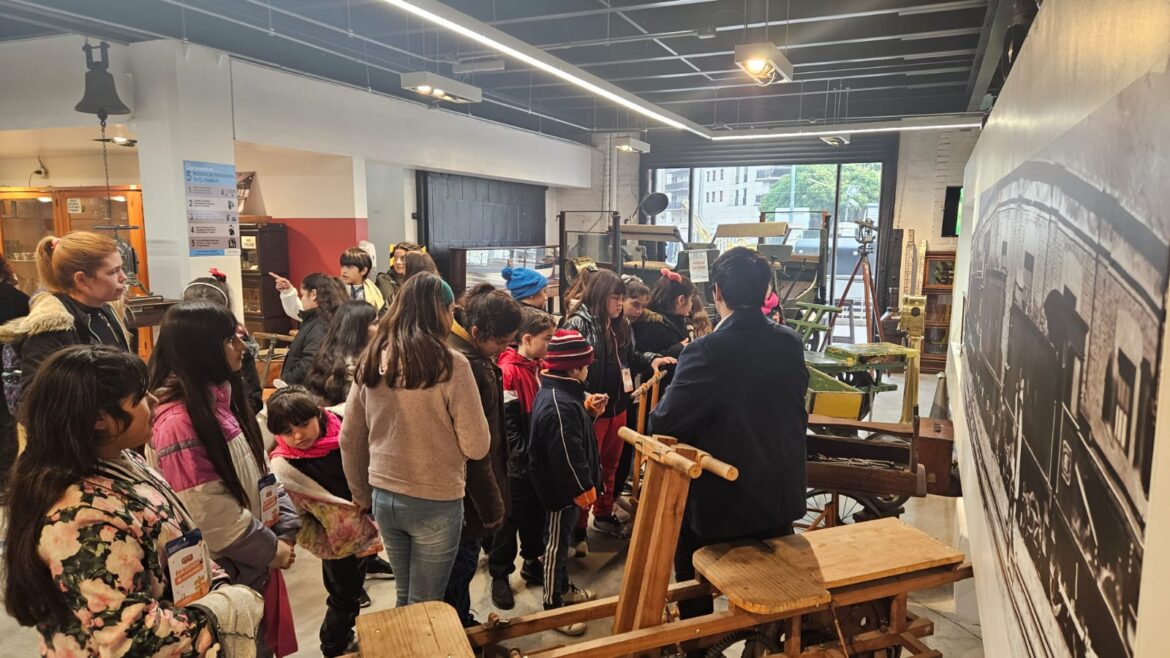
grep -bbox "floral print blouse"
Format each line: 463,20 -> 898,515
36,449 -> 221,657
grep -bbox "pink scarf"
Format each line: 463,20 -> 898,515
270,410 -> 341,460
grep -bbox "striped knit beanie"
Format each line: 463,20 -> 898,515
543,329 -> 594,372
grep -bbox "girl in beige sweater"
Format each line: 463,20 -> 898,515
340,273 -> 490,606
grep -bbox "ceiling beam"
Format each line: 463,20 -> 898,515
964,0 -> 1010,109
596,0 -> 716,82
487,0 -> 719,26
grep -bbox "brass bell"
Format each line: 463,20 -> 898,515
75,41 -> 130,120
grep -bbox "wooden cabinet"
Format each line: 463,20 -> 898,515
239,221 -> 291,335
920,251 -> 955,374
0,187 -> 150,296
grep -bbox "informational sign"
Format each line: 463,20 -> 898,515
66,198 -> 82,214
687,249 -> 710,283
184,160 -> 240,257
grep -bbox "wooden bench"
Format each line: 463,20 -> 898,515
355,601 -> 473,658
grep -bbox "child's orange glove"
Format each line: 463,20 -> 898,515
573,487 -> 597,509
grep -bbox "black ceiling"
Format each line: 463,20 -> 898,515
0,0 -> 998,144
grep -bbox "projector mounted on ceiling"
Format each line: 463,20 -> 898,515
400,71 -> 482,104
734,42 -> 794,86
614,136 -> 650,154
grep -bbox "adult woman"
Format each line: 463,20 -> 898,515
1,231 -> 130,397
632,269 -> 696,360
149,301 -> 300,655
3,345 -> 261,656
374,240 -> 422,305
562,269 -> 673,547
182,269 -> 264,412
304,300 -> 378,406
277,273 -> 347,385
340,273 -> 490,606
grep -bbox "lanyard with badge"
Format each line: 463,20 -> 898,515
612,328 -> 634,394
126,457 -> 214,606
258,472 -> 280,527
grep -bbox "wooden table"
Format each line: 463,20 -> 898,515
356,601 -> 473,658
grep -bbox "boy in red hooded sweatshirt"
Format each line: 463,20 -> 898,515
488,306 -> 558,610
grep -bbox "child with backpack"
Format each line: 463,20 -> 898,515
529,330 -> 606,636
488,306 -> 557,610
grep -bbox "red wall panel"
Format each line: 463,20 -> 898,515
270,218 -> 368,287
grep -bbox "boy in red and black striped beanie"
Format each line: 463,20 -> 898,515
527,330 -> 606,634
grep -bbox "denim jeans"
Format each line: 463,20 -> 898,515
371,488 -> 464,606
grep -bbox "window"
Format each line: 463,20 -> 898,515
718,190 -> 723,202
720,169 -> 724,181
652,168 -> 691,263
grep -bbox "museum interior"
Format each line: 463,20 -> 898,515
0,1 -> 1167,657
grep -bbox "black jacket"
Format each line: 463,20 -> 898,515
502,396 -> 529,480
562,303 -> 660,417
281,308 -> 325,385
529,373 -> 602,511
650,310 -> 808,539
1,292 -> 130,397
632,309 -> 688,362
0,283 -> 29,326
448,323 -> 508,540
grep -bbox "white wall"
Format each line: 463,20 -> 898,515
891,128 -> 978,287
365,161 -> 415,259
951,1 -> 1170,656
229,61 -> 591,190
233,143 -> 358,218
0,35 -> 134,132
0,151 -> 139,188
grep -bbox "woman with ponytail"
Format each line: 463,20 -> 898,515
0,231 -> 130,405
148,300 -> 301,656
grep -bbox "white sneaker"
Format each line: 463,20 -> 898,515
555,622 -> 588,637
562,582 -> 595,604
571,539 -> 588,558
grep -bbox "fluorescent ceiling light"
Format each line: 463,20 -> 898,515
734,42 -> 794,85
400,71 -> 481,103
614,136 -> 650,153
382,0 -> 704,136
710,120 -> 983,141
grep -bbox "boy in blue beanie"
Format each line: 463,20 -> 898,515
502,266 -> 549,308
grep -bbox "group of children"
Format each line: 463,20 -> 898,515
1,230 -> 710,656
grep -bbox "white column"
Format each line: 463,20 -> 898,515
130,40 -> 244,318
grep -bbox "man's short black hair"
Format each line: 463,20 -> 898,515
711,247 -> 771,310
340,247 -> 373,276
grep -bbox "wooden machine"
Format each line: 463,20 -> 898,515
351,426 -> 971,658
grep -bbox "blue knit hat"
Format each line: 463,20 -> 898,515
501,266 -> 548,301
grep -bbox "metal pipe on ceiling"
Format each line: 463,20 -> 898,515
595,0 -> 716,83
488,0 -> 720,25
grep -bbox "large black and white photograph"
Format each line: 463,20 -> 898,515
962,67 -> 1170,658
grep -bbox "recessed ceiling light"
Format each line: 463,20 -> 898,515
111,136 -> 130,144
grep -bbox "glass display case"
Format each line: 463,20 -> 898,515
921,251 -> 957,373
448,245 -> 560,309
238,221 -> 290,334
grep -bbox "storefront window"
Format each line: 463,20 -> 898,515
653,168 -> 690,263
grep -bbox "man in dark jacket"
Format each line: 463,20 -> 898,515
529,330 -> 605,636
650,247 -> 809,622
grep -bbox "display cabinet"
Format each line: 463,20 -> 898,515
921,250 -> 956,374
0,187 -> 149,295
448,245 -> 560,312
239,220 -> 290,334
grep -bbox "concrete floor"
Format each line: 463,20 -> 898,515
0,371 -> 983,657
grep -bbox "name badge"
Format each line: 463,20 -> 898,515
259,473 -> 279,528
621,367 -> 635,393
165,529 -> 212,607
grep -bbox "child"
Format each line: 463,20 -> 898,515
304,300 -> 377,406
148,300 -> 301,656
266,386 -> 383,658
489,305 -> 556,610
502,266 -> 550,308
340,247 -> 386,311
444,283 -> 523,626
182,268 -> 264,411
634,269 -> 696,360
374,240 -> 422,306
271,273 -> 347,384
529,330 -> 605,637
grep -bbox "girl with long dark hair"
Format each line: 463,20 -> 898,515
444,283 -> 523,625
304,300 -> 377,406
340,273 -> 490,606
182,268 -> 264,412
3,345 -> 261,655
278,272 -> 347,385
148,301 -> 301,656
562,269 -> 673,551
633,269 -> 697,361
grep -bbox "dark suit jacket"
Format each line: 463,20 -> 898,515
650,309 -> 808,539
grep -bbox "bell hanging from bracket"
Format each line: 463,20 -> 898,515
75,41 -> 131,121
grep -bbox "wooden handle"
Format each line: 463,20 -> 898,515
630,369 -> 666,400
618,427 -> 701,478
696,453 -> 738,482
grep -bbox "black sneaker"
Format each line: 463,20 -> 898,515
491,576 -> 515,610
520,558 -> 544,585
365,556 -> 394,580
358,589 -> 371,608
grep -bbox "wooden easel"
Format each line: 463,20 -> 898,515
612,428 -> 738,650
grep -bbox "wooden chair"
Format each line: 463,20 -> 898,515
252,331 -> 296,387
628,370 -> 666,512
